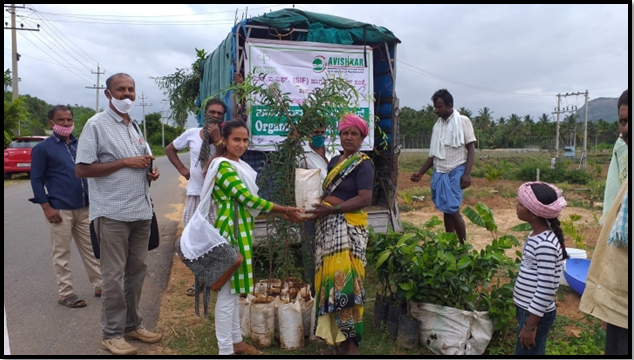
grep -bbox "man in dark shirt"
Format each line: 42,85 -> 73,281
29,105 -> 102,309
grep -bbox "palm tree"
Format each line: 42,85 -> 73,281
458,106 -> 473,119
536,113 -> 555,149
507,114 -> 523,147
595,119 -> 615,146
476,107 -> 494,132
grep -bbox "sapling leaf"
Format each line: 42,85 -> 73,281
462,206 -> 486,228
397,233 -> 415,247
375,250 -> 391,270
511,222 -> 533,232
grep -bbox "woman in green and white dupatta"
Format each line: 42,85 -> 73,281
181,120 -> 304,355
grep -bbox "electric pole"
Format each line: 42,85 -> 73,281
85,64 -> 105,113
137,92 -> 151,140
159,110 -> 167,147
554,93 -> 561,158
5,4 -> 40,135
551,91 -> 588,169
582,90 -> 589,170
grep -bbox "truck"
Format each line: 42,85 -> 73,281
197,8 -> 403,240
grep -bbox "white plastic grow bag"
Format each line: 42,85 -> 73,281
408,302 -> 494,355
278,299 -> 304,350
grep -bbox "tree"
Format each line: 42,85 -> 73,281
458,106 -> 473,119
4,69 -> 29,146
475,107 -> 493,132
4,69 -> 11,99
152,48 -> 207,127
224,73 -> 360,282
507,114 -> 523,147
4,97 -> 28,147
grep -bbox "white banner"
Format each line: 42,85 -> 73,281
244,39 -> 374,151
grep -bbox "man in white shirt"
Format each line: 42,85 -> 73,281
165,98 -> 225,296
410,89 -> 476,244
297,126 -> 337,294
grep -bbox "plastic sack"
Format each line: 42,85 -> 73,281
250,300 -> 275,348
239,294 -> 255,339
298,297 -> 315,338
278,299 -> 305,350
295,168 -> 321,218
408,302 -> 494,355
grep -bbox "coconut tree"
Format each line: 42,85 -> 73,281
507,114 -> 523,147
458,106 -> 473,119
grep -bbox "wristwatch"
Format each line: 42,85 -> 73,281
332,204 -> 341,214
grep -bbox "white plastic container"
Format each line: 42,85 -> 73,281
559,248 -> 588,286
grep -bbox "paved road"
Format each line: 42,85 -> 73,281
3,154 -> 188,355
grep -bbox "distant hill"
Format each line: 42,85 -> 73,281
576,97 -> 618,122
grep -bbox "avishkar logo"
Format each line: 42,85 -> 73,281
327,56 -> 364,67
312,55 -> 326,73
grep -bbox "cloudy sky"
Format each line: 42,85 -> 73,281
4,4 -> 629,129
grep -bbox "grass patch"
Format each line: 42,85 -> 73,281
397,152 -> 428,173
4,173 -> 30,186
486,314 -> 605,355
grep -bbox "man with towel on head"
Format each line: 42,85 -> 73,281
411,89 -> 476,244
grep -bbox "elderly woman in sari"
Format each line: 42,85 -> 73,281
306,114 -> 374,356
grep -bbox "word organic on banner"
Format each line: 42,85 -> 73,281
245,39 -> 374,151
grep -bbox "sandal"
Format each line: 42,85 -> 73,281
234,344 -> 263,355
94,290 -> 102,298
186,285 -> 195,297
58,294 -> 86,308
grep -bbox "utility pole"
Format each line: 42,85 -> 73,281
551,91 -> 587,168
582,90 -> 589,170
5,4 -> 40,135
137,92 -> 151,140
10,4 -> 19,102
85,65 -> 105,113
159,110 -> 167,147
554,93 -> 561,158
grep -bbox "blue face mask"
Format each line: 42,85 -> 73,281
311,134 -> 325,148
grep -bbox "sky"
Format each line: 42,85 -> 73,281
4,4 -> 629,129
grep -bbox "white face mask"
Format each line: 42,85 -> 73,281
107,89 -> 135,114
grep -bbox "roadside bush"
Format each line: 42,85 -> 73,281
562,168 -> 593,185
512,160 -> 592,185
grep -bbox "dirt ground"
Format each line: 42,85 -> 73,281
397,171 -> 603,324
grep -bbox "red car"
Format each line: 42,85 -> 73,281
4,136 -> 48,180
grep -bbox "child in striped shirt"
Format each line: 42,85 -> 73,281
513,182 -> 568,355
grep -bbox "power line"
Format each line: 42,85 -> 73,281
399,61 -> 554,98
3,45 -> 78,68
20,17 -> 93,72
17,31 -> 94,84
28,7 -> 99,69
29,30 -> 94,81
33,18 -> 237,25
29,4 -> 286,18
27,4 -> 111,74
